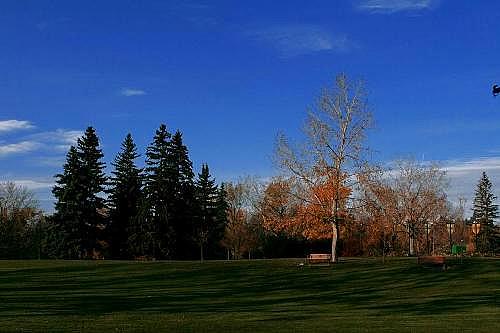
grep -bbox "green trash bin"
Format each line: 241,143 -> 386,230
452,244 -> 466,255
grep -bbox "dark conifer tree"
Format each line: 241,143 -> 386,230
108,134 -> 143,259
50,125 -> 228,260
76,127 -> 107,258
214,183 -> 229,251
127,196 -> 155,258
194,164 -> 219,261
144,124 -> 174,258
210,183 -> 229,259
167,130 -> 196,259
471,172 -> 499,254
52,146 -> 85,258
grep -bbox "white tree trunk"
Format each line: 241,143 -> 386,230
331,223 -> 338,262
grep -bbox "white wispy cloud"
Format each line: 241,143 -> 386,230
247,24 -> 353,58
33,156 -> 67,167
120,88 -> 147,96
357,0 -> 438,14
0,128 -> 83,158
35,21 -> 48,31
0,141 -> 40,156
7,179 -> 55,190
0,120 -> 34,133
421,118 -> 500,136
28,129 -> 83,152
443,157 -> 500,176
35,17 -> 71,32
171,2 -> 216,27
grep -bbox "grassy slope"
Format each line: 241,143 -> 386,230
0,258 -> 498,332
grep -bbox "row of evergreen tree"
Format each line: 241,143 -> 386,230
52,125 -> 228,260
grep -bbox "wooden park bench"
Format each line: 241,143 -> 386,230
418,256 -> 446,269
134,255 -> 155,261
307,253 -> 332,266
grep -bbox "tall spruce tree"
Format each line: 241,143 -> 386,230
471,172 -> 499,254
76,127 -> 107,258
53,146 -> 83,258
144,124 -> 174,258
53,127 -> 106,259
194,164 -> 219,261
214,183 -> 229,257
77,127 -> 107,258
127,196 -> 155,258
108,134 -> 143,259
167,130 -> 196,259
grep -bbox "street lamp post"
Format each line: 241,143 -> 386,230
446,219 -> 455,255
425,221 -> 434,255
471,221 -> 481,253
407,220 -> 415,256
425,221 -> 430,255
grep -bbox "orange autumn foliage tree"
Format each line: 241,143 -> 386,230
358,170 -> 400,257
261,174 -> 351,242
299,173 -> 352,241
260,180 -> 297,235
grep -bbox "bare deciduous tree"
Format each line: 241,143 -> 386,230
221,180 -> 261,259
0,181 -> 38,219
276,73 -> 372,262
0,182 -> 40,259
359,160 -> 449,256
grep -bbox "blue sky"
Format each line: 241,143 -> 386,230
1,0 -> 500,212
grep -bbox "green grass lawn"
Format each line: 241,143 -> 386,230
0,257 -> 498,332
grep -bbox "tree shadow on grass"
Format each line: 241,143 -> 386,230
0,259 -> 497,319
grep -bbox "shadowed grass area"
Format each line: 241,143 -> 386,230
0,257 -> 498,332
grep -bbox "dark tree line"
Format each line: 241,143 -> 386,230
1,127 -> 499,260
0,126 -> 322,260
51,125 -> 228,260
